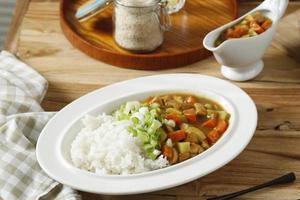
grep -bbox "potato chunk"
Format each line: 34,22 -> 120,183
179,152 -> 191,162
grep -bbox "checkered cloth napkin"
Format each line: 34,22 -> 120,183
0,51 -> 81,200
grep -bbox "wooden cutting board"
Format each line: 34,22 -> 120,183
60,0 -> 237,69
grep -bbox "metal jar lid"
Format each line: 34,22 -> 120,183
75,0 -> 112,21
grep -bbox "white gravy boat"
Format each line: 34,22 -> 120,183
203,0 -> 289,81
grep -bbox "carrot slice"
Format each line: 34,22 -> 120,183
168,130 -> 186,142
202,118 -> 217,128
186,96 -> 196,104
162,145 -> 173,158
250,22 -> 265,34
235,26 -> 248,37
183,108 -> 197,123
215,120 -> 228,134
225,28 -> 240,38
207,129 -> 220,144
165,113 -> 182,126
261,19 -> 272,30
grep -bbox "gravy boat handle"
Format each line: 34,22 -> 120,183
257,0 -> 289,19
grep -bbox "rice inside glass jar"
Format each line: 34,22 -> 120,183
113,0 -> 170,53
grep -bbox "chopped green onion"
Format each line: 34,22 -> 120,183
114,101 -> 163,160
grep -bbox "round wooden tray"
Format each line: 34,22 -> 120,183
60,0 -> 237,70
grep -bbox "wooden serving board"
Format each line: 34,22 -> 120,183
60,0 -> 237,70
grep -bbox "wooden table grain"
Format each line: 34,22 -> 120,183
5,1 -> 300,199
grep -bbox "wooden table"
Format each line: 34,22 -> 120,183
5,0 -> 300,199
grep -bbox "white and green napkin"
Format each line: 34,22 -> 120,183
0,51 -> 81,200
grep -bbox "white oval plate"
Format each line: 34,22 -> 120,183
36,74 -> 257,195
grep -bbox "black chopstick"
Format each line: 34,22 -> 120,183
207,172 -> 296,200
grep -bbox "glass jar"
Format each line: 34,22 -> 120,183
113,0 -> 171,53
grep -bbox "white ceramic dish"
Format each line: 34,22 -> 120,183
36,74 -> 257,195
203,0 -> 289,81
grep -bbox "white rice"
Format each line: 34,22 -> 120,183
70,114 -> 168,175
